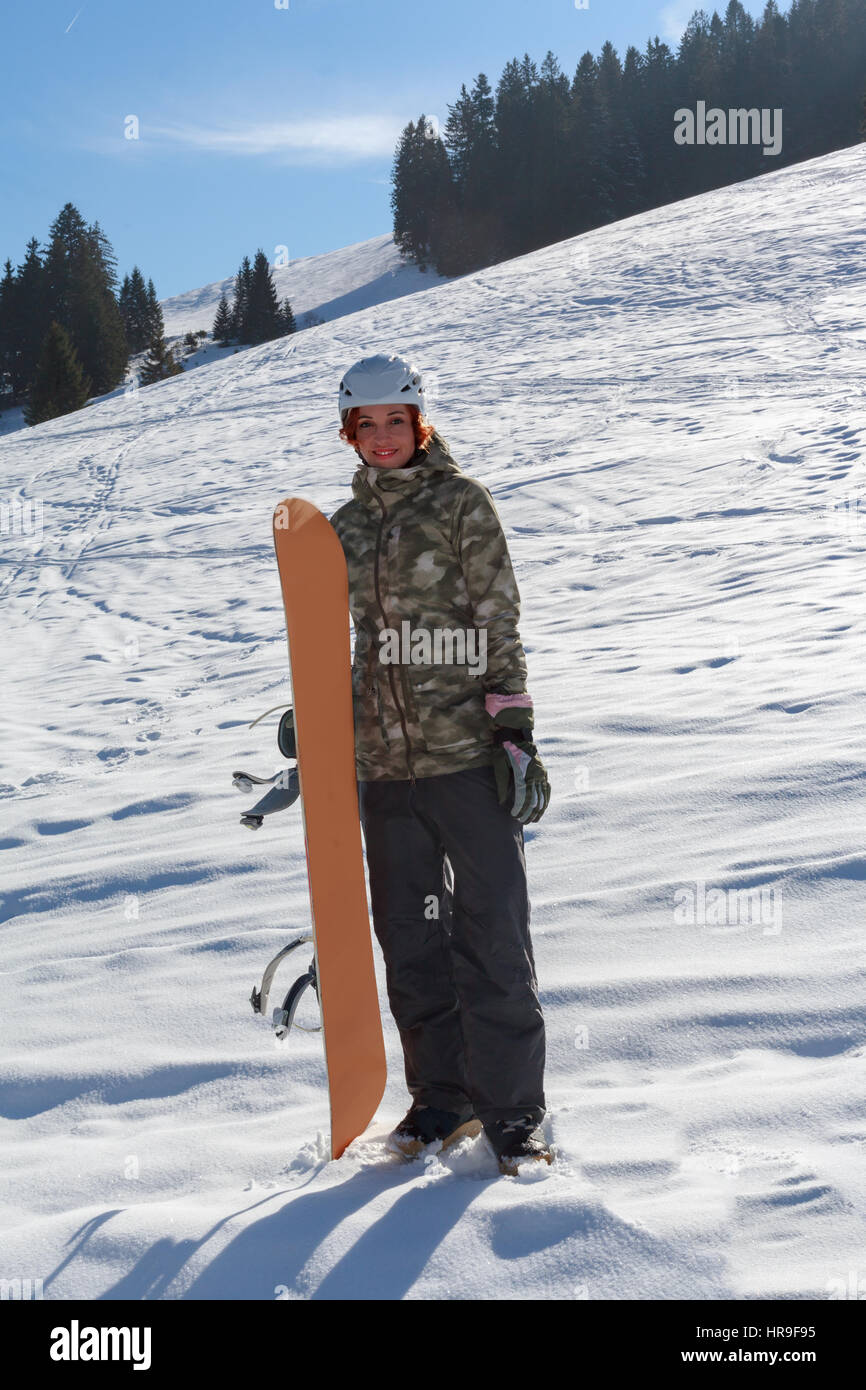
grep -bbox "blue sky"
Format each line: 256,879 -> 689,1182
1,0 -> 777,302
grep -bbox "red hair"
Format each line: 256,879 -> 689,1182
339,404 -> 435,454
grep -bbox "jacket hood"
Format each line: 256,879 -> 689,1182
350,428 -> 462,506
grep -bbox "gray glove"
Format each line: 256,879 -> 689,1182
485,696 -> 550,824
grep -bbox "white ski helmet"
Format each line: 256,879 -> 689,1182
338,352 -> 427,424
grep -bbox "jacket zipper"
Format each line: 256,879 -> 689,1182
371,488 -> 416,783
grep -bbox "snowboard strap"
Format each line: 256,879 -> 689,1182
232,766 -> 300,828
246,704 -> 297,760
250,933 -> 321,1039
247,703 -> 292,729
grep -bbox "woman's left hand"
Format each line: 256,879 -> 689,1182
492,738 -> 551,824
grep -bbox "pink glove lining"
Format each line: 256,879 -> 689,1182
484,692 -> 533,718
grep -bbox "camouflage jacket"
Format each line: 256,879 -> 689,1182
329,429 -> 529,781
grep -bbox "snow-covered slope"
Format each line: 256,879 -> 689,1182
159,231 -> 446,337
0,235 -> 442,438
2,143 -> 865,1301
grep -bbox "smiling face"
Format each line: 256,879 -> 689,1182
354,403 -> 417,469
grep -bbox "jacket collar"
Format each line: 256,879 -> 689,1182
350,428 -> 462,508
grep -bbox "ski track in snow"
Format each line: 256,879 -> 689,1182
1,145 -> 865,1301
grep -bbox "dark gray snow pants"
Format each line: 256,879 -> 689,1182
358,763 -> 546,1128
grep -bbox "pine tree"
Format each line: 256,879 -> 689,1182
119,273 -> 133,342
87,220 -> 119,290
245,249 -> 282,344
391,120 -> 428,268
443,74 -> 504,269
145,279 -> 163,342
165,344 -> 185,377
139,333 -> 165,385
494,56 -> 542,261
139,330 -> 183,385
24,320 -> 91,424
41,203 -> 127,397
722,0 -> 756,94
530,52 -> 574,249
570,52 -> 616,232
213,295 -> 232,344
229,256 -> 253,342
43,203 -> 87,330
444,84 -> 475,195
0,259 -> 15,403
3,238 -> 50,400
595,43 -> 647,219
619,46 -> 652,216
119,267 -> 152,354
638,36 -> 677,206
383,0 -> 866,276
752,1 -> 790,151
469,73 -> 505,263
422,121 -> 463,276
279,297 -> 296,335
391,117 -> 459,274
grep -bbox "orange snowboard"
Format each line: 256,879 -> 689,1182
273,497 -> 387,1159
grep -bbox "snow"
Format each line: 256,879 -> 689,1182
0,233 -> 445,432
1,142 -> 865,1301
158,231 -> 447,338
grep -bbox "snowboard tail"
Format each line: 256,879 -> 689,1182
273,497 -> 386,1159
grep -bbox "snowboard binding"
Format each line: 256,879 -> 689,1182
238,705 -> 321,1039
250,933 -> 321,1039
233,706 -> 300,828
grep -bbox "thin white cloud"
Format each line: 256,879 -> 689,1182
65,7 -> 83,32
145,114 -> 402,164
658,1 -> 701,43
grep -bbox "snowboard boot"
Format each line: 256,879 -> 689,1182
387,1103 -> 482,1159
484,1115 -> 554,1175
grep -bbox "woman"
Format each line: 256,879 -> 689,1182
329,353 -> 552,1174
